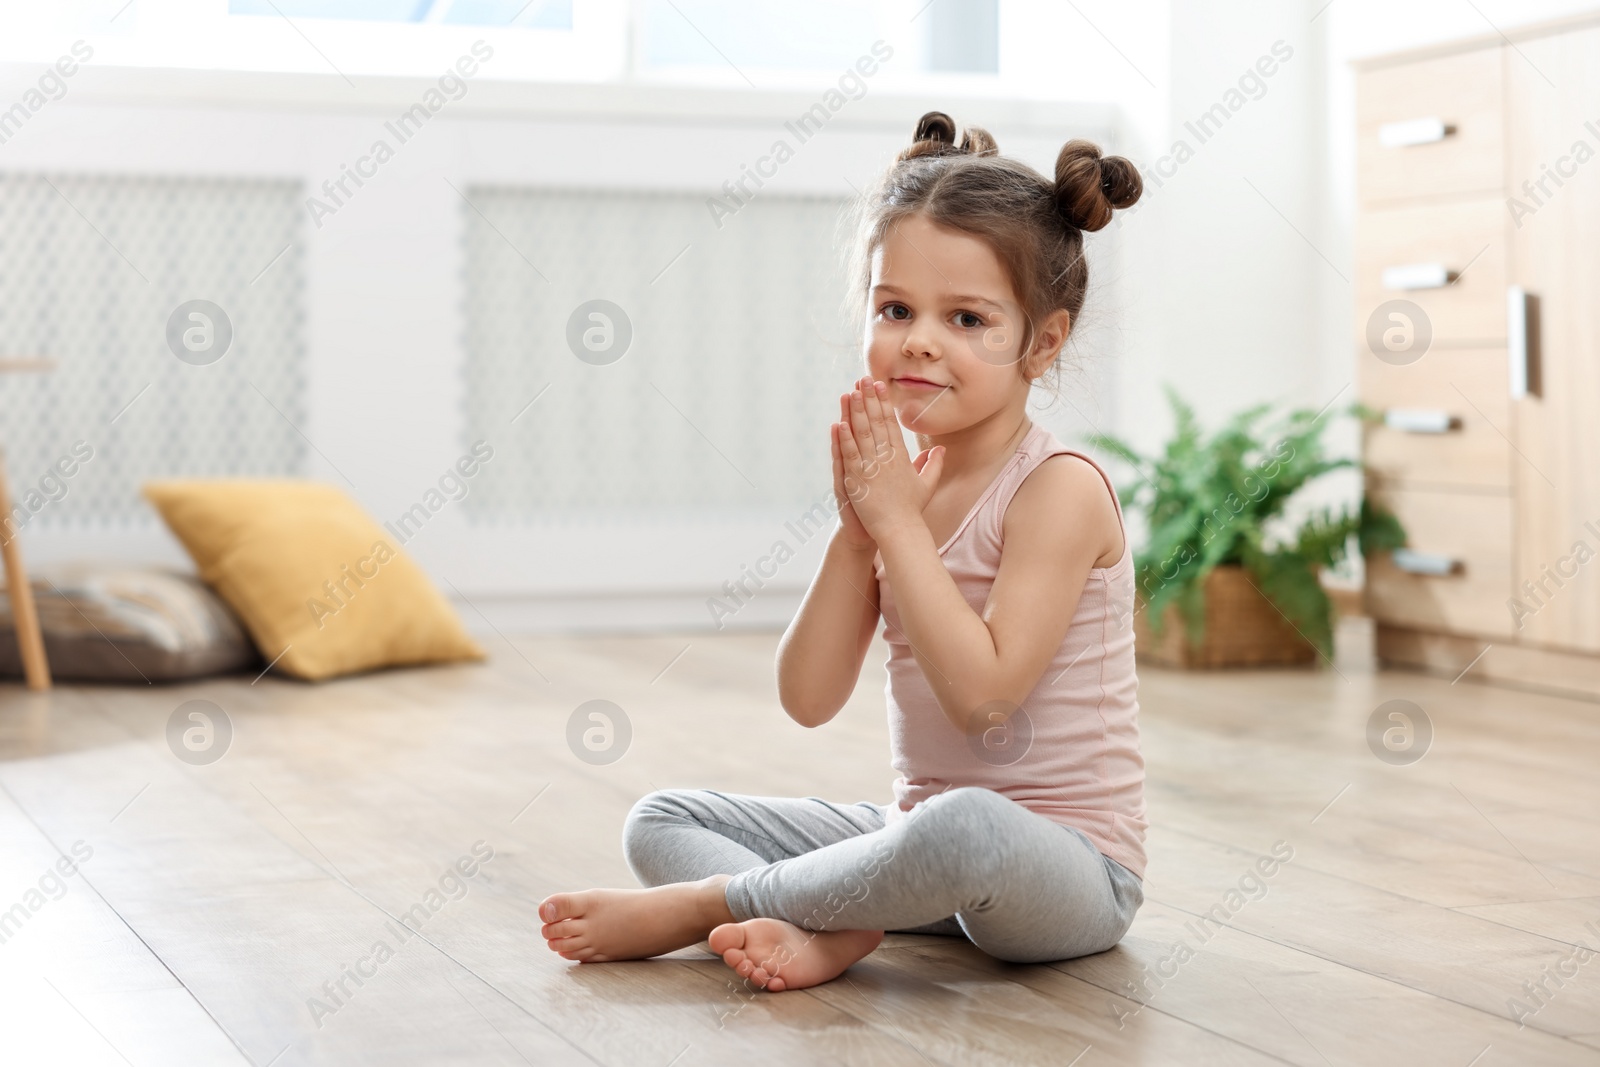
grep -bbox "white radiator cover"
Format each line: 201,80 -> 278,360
0,172 -> 306,523
460,187 -> 855,519
0,73 -> 1120,630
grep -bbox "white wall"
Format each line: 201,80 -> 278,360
9,1 -> 1597,632
1115,0 -> 1333,447
1108,0 -> 1600,557
1111,0 -> 1600,452
1321,0 -> 1600,362
0,63 -> 1115,632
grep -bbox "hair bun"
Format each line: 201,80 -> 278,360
899,111 -> 1000,162
1053,139 -> 1142,232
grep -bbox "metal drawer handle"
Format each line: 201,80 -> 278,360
1382,263 -> 1455,290
1379,117 -> 1453,148
1384,408 -> 1457,434
1392,548 -> 1462,576
1508,286 -> 1539,399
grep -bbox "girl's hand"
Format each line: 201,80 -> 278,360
836,376 -> 945,541
830,394 -> 875,551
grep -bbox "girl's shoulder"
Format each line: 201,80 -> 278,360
1000,444 -> 1126,572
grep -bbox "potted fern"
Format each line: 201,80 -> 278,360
1089,389 -> 1405,668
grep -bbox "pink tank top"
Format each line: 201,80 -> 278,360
874,421 -> 1148,878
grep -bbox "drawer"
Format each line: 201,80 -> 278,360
1365,486 -> 1513,638
1357,47 -> 1504,206
1360,348 -> 1511,489
1355,198 -> 1507,346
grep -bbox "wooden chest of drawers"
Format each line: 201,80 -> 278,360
1356,17 -> 1600,696
1357,48 -> 1504,206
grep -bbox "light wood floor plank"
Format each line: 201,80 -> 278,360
1141,826 -> 1600,1037
1058,900 -> 1599,1066
0,774 -> 248,1065
807,940 -> 1292,1066
1145,787 -> 1600,909
1453,894 -> 1600,947
4,633 -> 1599,1065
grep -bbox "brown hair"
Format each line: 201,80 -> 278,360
849,110 -> 1141,380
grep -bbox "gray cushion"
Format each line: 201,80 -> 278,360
0,565 -> 258,683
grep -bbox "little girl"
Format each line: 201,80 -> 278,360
539,111 -> 1147,991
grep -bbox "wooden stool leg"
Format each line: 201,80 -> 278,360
0,456 -> 51,690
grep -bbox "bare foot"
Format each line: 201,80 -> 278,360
708,918 -> 883,992
539,876 -> 734,963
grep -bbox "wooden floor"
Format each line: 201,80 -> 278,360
1,632 -> 1598,1066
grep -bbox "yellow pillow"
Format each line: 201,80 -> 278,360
143,480 -> 485,681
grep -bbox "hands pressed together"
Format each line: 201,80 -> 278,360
830,376 -> 946,550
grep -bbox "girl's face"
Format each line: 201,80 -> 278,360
864,213 -> 1066,438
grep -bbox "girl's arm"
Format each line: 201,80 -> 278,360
839,383 -> 1122,734
776,393 -> 943,728
775,527 -> 880,729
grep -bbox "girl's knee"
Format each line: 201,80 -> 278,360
979,925 -> 1128,965
970,892 -> 1138,964
892,787 -> 1018,885
946,785 -> 1017,816
986,944 -> 1072,965
910,786 -> 1008,826
620,788 -> 693,870
622,788 -> 670,832
900,788 -> 1016,852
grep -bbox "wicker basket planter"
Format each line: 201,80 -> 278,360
1134,565 -> 1316,669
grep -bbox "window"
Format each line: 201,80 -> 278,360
927,0 -> 999,73
226,0 -> 573,29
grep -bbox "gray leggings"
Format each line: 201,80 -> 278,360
622,784 -> 1143,964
